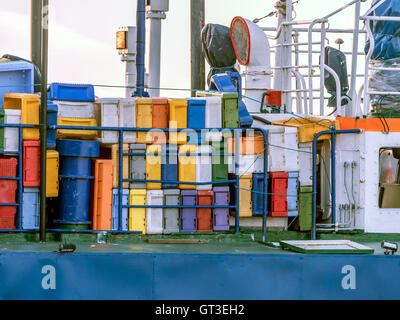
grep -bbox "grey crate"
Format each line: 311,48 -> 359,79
129,144 -> 147,189
163,189 -> 180,234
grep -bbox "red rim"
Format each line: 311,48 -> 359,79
230,16 -> 251,65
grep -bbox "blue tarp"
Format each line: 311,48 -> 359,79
364,0 -> 400,60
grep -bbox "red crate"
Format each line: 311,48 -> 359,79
0,209 -> 16,229
23,140 -> 40,187
0,157 -> 18,177
0,157 -> 18,205
197,190 -> 213,232
268,172 -> 288,217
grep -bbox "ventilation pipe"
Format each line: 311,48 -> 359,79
230,17 -> 271,113
134,0 -> 147,97
146,0 -> 169,97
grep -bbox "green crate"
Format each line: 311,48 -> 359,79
299,186 -> 312,231
212,141 -> 228,186
0,109 -> 4,152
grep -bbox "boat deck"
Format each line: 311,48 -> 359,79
1,230 -> 399,299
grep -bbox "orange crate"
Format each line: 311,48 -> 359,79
152,98 -> 169,144
227,136 -> 265,155
92,159 -> 113,231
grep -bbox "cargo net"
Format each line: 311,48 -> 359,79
369,57 -> 400,115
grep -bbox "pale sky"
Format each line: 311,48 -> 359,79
0,0 -> 372,98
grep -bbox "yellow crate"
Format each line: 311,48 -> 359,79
3,93 -> 39,140
136,98 -> 153,144
111,144 -> 129,188
46,150 -> 59,197
57,117 -> 98,139
239,174 -> 252,217
169,99 -> 187,145
129,189 -> 146,234
272,117 -> 339,143
178,144 -> 196,189
146,144 -> 162,189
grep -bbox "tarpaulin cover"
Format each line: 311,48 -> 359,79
323,46 -> 350,107
201,23 -> 238,87
364,0 -> 400,60
369,57 -> 400,112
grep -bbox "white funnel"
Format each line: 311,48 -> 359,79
230,17 -> 271,113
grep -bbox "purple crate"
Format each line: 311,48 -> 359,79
213,186 -> 230,231
180,190 -> 197,232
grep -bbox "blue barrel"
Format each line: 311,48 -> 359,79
55,139 -> 99,229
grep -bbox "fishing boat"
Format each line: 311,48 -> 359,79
0,0 -> 399,300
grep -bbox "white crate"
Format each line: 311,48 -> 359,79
266,125 -> 299,172
196,145 -> 212,190
4,109 -> 21,152
192,97 -> 222,142
298,142 -> 313,186
54,100 -> 95,118
118,98 -> 136,143
228,155 -> 264,174
146,190 -> 164,234
94,98 -> 136,144
94,98 -> 119,144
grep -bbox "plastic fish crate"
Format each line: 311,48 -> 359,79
46,150 -> 59,197
111,144 -> 129,188
57,117 -> 98,140
197,190 -> 213,232
169,99 -> 187,144
2,109 -> 21,153
47,102 -> 58,149
0,61 -> 34,106
55,100 -> 95,118
3,93 -> 39,140
152,98 -> 168,144
146,190 -> 164,234
180,190 -> 197,232
213,186 -> 230,231
129,189 -> 146,234
130,144 -> 146,189
178,144 -> 196,189
111,189 -> 129,231
269,171 -> 288,217
92,160 -> 113,231
239,174 -> 252,217
163,189 -> 180,234
22,187 -> 39,229
136,98 -> 153,144
196,145 -> 212,190
146,144 -> 162,189
48,83 -> 95,102
23,140 -> 40,187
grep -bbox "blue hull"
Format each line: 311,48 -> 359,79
0,251 -> 398,300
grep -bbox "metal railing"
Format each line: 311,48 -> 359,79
0,122 -> 270,242
260,0 -> 367,117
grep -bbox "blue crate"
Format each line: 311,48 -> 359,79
47,102 -> 58,149
112,189 -> 129,231
162,144 -> 178,189
287,171 -> 299,216
22,187 -> 40,229
48,83 -> 95,102
0,61 -> 34,106
252,173 -> 268,216
187,98 -> 206,144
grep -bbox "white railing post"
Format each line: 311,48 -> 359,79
319,22 -> 326,116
